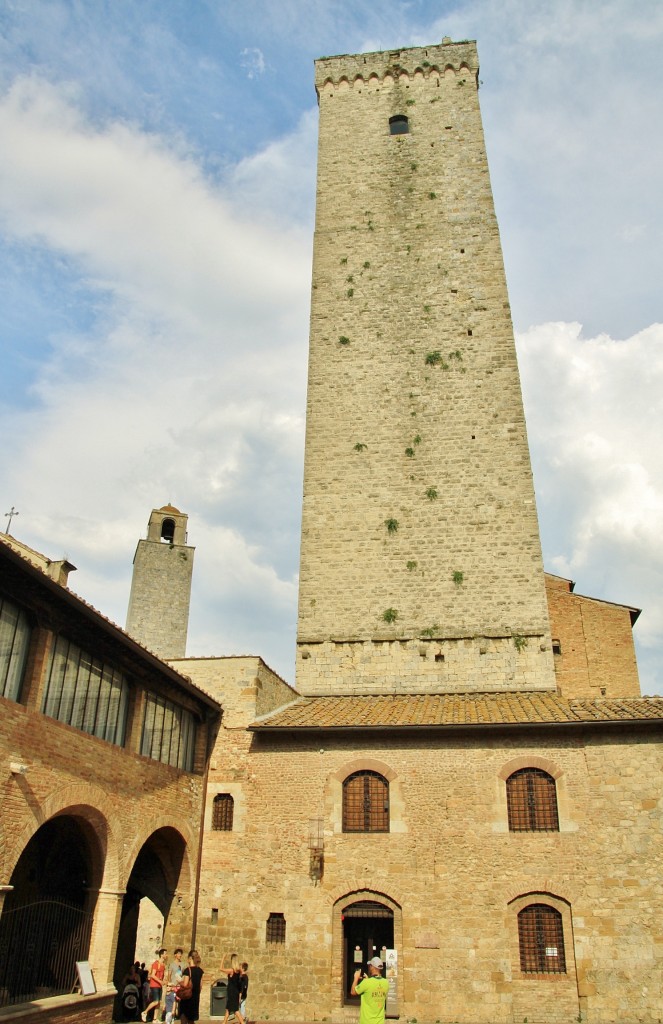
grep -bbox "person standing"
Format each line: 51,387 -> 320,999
178,949 -> 204,1024
220,952 -> 245,1024
164,947 -> 184,1024
142,948 -> 167,1022
351,957 -> 389,1024
239,962 -> 249,1024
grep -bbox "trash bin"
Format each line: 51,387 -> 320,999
211,978 -> 228,1017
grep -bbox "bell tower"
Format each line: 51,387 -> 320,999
126,504 -> 194,659
296,39 -> 555,696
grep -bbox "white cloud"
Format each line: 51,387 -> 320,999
239,47 -> 266,80
517,321 -> 663,693
0,76 -> 311,681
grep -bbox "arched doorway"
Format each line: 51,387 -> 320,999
342,900 -> 394,1004
113,827 -> 188,993
0,814 -> 102,1008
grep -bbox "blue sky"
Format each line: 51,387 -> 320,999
1,0 -> 663,692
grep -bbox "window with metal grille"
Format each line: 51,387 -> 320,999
506,768 -> 559,832
140,691 -> 196,771
342,770 -> 389,832
42,634 -> 129,746
212,794 -> 234,831
266,912 -> 286,944
0,597 -> 31,702
518,904 -> 566,973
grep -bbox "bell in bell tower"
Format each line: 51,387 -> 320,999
126,504 -> 194,659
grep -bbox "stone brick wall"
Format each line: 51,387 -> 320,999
193,678 -> 663,1024
546,574 -> 641,698
169,657 -> 298,1011
126,538 -> 194,658
297,40 -> 554,695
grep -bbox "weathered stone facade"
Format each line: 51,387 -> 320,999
187,37 -> 662,1024
184,658 -> 663,1024
126,504 -> 194,659
298,40 -> 554,696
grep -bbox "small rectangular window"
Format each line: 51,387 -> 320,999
266,912 -> 286,944
212,794 -> 234,831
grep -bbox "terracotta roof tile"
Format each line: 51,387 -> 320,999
250,692 -> 663,731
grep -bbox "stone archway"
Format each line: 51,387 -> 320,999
0,813 -> 104,1008
332,889 -> 402,1011
113,826 -> 191,994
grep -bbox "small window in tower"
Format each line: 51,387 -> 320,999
161,518 -> 175,543
266,912 -> 286,944
389,114 -> 409,135
552,639 -> 562,656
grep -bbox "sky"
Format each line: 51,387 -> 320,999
1,0 -> 662,693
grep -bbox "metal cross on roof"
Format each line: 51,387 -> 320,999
4,506 -> 19,534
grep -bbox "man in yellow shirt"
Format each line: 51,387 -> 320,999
352,957 -> 389,1024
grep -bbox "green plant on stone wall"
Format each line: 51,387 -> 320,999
339,335 -> 350,345
426,487 -> 438,500
425,351 -> 442,365
514,635 -> 528,653
429,192 -> 437,199
382,608 -> 398,624
363,261 -> 370,269
413,434 -> 422,444
406,560 -> 417,571
385,518 -> 399,534
420,625 -> 438,638
347,288 -> 354,298
340,257 -> 347,265
354,442 -> 367,451
405,447 -> 415,458
452,570 -> 464,586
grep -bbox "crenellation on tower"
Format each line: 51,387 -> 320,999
297,38 -> 555,695
314,40 -> 479,95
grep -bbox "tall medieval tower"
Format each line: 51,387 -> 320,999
296,39 -> 555,696
126,504 -> 194,658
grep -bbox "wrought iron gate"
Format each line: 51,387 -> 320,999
0,898 -> 93,1007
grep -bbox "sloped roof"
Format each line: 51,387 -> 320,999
0,537 -> 220,712
250,691 -> 663,731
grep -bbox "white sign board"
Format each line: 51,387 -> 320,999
384,948 -> 398,1017
75,961 -> 96,996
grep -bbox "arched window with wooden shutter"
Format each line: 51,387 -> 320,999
506,768 -> 559,831
342,770 -> 389,832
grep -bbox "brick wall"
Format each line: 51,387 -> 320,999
546,574 -> 641,698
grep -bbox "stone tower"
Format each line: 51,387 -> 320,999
126,504 -> 194,658
296,39 -> 555,696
